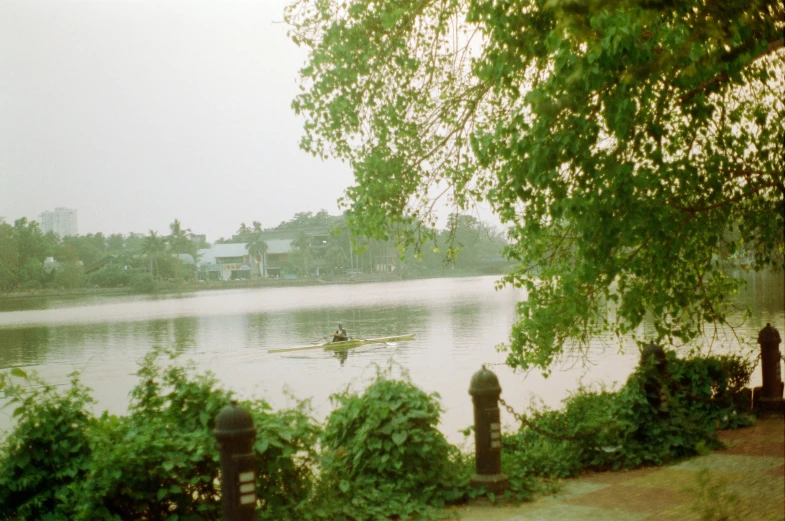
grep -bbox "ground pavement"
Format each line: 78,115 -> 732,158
445,418 -> 784,521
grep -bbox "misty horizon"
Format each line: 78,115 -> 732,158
1,0 -> 355,240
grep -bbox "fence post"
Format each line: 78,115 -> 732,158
469,365 -> 508,495
214,400 -> 257,521
753,323 -> 784,417
639,343 -> 669,414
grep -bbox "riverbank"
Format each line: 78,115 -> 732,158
0,267 -> 510,301
446,417 -> 784,521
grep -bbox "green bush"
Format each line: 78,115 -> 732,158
252,401 -> 320,520
0,349 -> 321,521
314,374 -> 471,520
52,263 -> 85,290
88,264 -> 135,288
502,351 -> 755,482
70,351 -> 229,520
19,280 -> 43,291
130,272 -> 157,293
0,371 -> 95,521
0,349 -> 755,520
667,353 -> 754,429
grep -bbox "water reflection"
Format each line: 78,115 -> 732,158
0,273 -> 781,442
740,269 -> 784,319
0,327 -> 51,367
0,297 -> 50,313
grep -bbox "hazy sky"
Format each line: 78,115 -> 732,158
1,0 -> 355,240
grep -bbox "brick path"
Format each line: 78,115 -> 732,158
445,418 -> 784,521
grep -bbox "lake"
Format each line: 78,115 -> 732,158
1,273 -> 782,442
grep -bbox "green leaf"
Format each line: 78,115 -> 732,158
339,480 -> 351,493
157,488 -> 168,501
256,439 -> 269,454
10,367 -> 27,378
391,431 -> 408,446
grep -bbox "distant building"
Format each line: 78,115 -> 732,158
262,239 -> 294,278
43,257 -> 61,274
197,243 -> 254,281
39,207 -> 78,237
197,240 -> 294,280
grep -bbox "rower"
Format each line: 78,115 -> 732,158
333,323 -> 348,342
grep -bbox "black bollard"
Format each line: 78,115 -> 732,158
639,343 -> 669,413
468,365 -> 508,495
753,323 -> 784,416
214,400 -> 257,521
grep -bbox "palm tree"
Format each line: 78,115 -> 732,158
293,231 -> 311,276
237,222 -> 250,235
246,231 -> 268,278
168,219 -> 191,254
252,221 -> 262,233
326,241 -> 348,271
142,230 -> 166,279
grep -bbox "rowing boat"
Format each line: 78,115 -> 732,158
268,334 -> 415,354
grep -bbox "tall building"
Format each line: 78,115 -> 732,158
39,207 -> 78,237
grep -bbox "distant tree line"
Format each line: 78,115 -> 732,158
0,218 -> 199,293
0,211 -> 508,293
218,210 -> 509,278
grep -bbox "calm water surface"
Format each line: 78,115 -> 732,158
1,274 -> 782,442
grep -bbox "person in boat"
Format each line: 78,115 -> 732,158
333,323 -> 348,342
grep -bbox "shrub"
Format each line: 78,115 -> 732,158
70,350 -> 229,520
88,264 -> 134,288
0,349 -> 321,521
502,351 -> 755,481
0,370 -> 95,521
19,280 -> 42,291
130,272 -> 157,293
314,374 -> 471,520
251,400 -> 320,520
0,349 -> 755,520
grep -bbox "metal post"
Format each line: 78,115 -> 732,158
468,365 -> 508,495
754,323 -> 784,416
214,401 -> 257,521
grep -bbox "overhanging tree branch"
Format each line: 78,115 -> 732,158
680,38 -> 784,104
670,182 -> 781,213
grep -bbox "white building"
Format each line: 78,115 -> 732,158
39,207 -> 78,237
262,239 -> 294,278
197,240 -> 294,280
197,243 -> 253,281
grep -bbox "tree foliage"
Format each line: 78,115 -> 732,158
246,230 -> 269,277
286,0 -> 785,370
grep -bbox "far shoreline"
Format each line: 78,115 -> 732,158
0,267 -> 512,302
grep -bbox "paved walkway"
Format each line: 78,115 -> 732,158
445,417 -> 784,521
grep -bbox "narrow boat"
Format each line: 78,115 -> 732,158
268,334 -> 415,354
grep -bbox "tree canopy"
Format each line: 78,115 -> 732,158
286,0 -> 785,370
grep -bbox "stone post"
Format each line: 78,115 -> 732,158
754,323 -> 784,416
469,365 -> 508,495
214,401 -> 257,521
